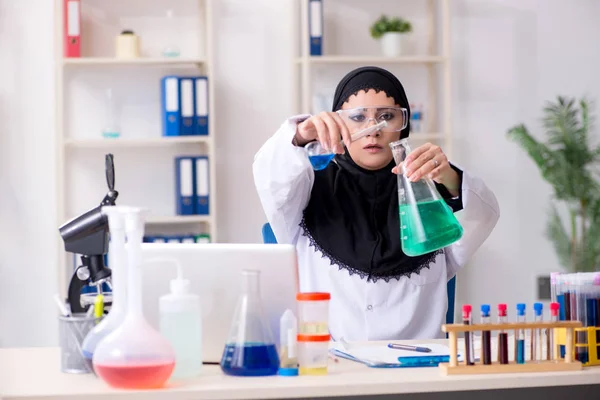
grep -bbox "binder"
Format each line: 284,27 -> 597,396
181,235 -> 196,244
179,78 -> 195,135
195,233 -> 211,243
161,76 -> 180,137
175,156 -> 195,215
195,156 -> 210,215
167,237 -> 180,244
152,236 -> 166,243
309,0 -> 323,56
194,77 -> 209,135
64,0 -> 81,57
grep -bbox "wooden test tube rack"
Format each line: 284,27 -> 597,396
439,321 -> 583,375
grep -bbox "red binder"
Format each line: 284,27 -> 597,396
64,0 -> 80,57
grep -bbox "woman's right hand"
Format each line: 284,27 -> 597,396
295,112 -> 351,154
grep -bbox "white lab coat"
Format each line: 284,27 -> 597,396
253,115 -> 500,341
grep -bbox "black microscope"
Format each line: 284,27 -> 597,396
58,154 -> 118,313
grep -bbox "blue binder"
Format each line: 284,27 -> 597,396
194,77 -> 209,136
175,156 -> 195,215
161,76 -> 180,136
309,0 -> 323,56
179,77 -> 195,135
181,235 -> 196,244
194,156 -> 210,215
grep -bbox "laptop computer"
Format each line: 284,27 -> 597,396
140,243 -> 299,363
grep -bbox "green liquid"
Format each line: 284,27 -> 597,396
399,199 -> 463,256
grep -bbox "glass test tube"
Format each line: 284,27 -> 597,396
498,304 -> 509,364
550,272 -> 559,304
556,275 -> 566,321
593,274 -> 600,359
576,274 -> 589,364
462,304 -> 474,365
516,303 -> 526,364
480,304 -> 492,365
533,303 -> 543,361
549,302 -> 559,361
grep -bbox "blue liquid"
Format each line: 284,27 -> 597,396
586,298 -> 597,327
516,339 -> 525,364
309,154 -> 335,170
576,348 -> 589,364
220,343 -> 279,376
557,294 -> 566,320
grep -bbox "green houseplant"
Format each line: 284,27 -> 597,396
507,96 -> 600,272
370,15 -> 412,57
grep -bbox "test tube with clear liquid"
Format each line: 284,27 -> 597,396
532,303 -> 543,362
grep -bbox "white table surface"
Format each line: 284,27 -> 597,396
1,340 -> 600,400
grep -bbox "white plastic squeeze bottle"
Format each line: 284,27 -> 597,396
159,264 -> 202,379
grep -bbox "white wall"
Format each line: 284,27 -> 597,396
452,0 -> 600,314
1,0 -> 599,346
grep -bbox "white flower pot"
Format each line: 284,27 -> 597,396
380,32 -> 403,57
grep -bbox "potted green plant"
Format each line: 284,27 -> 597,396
507,96 -> 600,272
370,15 -> 412,57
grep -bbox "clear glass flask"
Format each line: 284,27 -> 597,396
220,270 -> 280,376
101,88 -> 120,139
93,207 -> 175,389
389,139 -> 463,256
81,206 -> 128,370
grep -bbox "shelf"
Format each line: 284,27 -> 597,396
63,57 -> 205,66
296,55 -> 446,64
64,136 -> 211,148
146,215 -> 212,225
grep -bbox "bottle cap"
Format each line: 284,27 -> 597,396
516,303 -> 526,316
533,302 -> 543,315
497,303 -> 507,316
481,304 -> 490,315
550,302 -> 560,314
296,292 -> 331,301
278,367 -> 299,376
462,304 -> 472,315
297,334 -> 331,342
170,278 -> 190,294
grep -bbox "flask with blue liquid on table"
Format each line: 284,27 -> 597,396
220,269 -> 280,376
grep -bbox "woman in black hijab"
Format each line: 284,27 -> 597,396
253,66 -> 499,341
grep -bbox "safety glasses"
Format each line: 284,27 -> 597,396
336,106 -> 408,135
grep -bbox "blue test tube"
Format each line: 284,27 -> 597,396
480,304 -> 491,365
516,303 -> 526,364
533,303 -> 543,361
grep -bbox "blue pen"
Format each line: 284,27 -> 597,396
387,343 -> 432,353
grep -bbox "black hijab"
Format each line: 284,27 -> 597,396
300,66 -> 462,282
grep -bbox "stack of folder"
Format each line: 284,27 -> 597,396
161,76 -> 209,137
175,156 -> 209,216
144,234 -> 211,244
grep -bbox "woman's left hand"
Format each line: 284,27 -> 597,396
391,142 -> 460,197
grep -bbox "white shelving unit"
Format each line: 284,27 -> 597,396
54,0 -> 217,295
294,0 -> 453,157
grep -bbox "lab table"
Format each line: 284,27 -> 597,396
1,340 -> 599,400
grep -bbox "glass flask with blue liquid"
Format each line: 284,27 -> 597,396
220,270 -> 280,376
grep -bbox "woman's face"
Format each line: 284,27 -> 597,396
341,89 -> 401,171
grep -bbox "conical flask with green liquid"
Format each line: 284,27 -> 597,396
389,139 -> 463,256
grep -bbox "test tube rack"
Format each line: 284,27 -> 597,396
556,326 -> 600,366
439,320 -> 583,375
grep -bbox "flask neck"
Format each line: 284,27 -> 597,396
242,270 -> 260,295
109,228 -> 127,311
126,231 -> 144,317
389,139 -> 411,167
